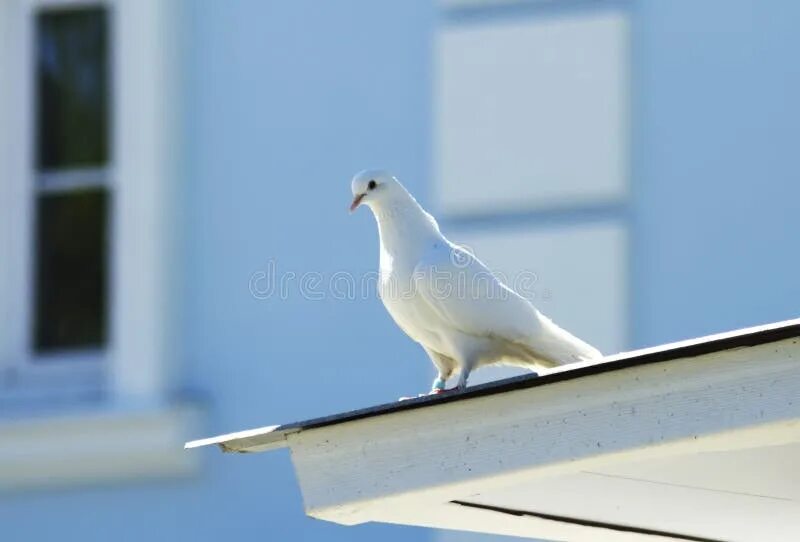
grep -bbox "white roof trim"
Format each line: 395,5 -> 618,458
185,424 -> 298,453
185,319 -> 800,540
185,318 -> 800,454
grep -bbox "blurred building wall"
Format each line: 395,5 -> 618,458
633,0 -> 800,345
2,1 -> 799,542
1,0 -> 434,540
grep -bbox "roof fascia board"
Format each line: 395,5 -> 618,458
185,319 -> 800,454
287,338 -> 800,524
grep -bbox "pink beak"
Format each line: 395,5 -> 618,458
349,193 -> 365,212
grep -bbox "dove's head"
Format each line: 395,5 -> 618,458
349,169 -> 406,213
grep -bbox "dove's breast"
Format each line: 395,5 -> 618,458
378,262 -> 450,354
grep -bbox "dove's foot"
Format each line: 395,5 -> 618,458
430,376 -> 447,394
397,387 -> 452,401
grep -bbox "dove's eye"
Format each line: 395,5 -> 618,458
368,180 -> 377,190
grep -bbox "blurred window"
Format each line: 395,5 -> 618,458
0,2 -> 192,488
33,7 -> 110,354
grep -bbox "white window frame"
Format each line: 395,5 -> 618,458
6,1 -> 112,397
0,0 -> 196,488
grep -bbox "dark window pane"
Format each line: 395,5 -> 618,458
34,189 -> 109,352
36,8 -> 109,170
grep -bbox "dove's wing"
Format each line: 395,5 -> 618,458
413,242 -> 600,365
413,243 -> 544,344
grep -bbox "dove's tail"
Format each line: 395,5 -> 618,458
512,315 -> 602,370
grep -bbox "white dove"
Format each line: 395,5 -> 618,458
350,170 -> 602,394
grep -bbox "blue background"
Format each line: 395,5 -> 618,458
2,1 -> 798,541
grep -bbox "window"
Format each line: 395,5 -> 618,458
0,0 -> 195,488
34,7 -> 111,355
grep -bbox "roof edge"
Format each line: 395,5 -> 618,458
184,424 -> 297,452
185,318 -> 800,453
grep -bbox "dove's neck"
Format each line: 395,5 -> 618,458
371,191 -> 442,267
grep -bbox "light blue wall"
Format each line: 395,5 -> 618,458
3,1 -> 799,541
180,0 -> 434,539
2,1 -> 433,541
632,0 -> 800,346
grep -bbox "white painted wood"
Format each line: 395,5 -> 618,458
185,424 -> 296,453
111,0 -> 180,404
286,337 -> 800,538
435,12 -> 629,215
0,405 -> 200,491
0,0 -> 37,380
590,442 -> 800,500
384,501 -> 688,542
185,322 -> 800,538
472,455 -> 800,541
186,320 -> 800,453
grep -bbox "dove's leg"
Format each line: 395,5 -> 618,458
455,358 -> 477,391
424,347 -> 456,394
446,335 -> 484,391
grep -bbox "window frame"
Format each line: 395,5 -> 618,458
0,0 -> 177,407
0,0 -> 195,490
30,3 -> 113,391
